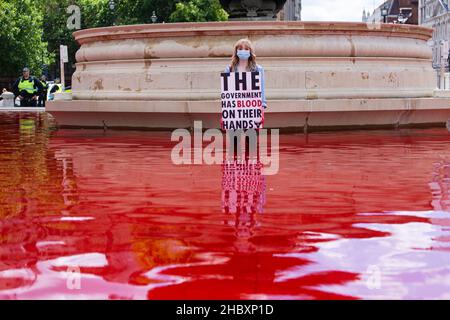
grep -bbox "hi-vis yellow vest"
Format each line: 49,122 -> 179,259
54,84 -> 62,93
18,77 -> 37,94
40,81 -> 48,90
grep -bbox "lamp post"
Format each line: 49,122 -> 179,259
151,11 -> 158,24
381,4 -> 389,23
109,0 -> 116,25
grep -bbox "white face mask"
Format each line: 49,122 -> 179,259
237,50 -> 251,60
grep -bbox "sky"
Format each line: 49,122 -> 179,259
301,0 -> 386,22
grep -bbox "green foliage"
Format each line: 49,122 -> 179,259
169,0 -> 228,22
115,0 -> 179,24
0,0 -> 53,76
40,0 -> 79,76
78,0 -> 112,28
0,0 -> 229,78
41,0 -> 114,71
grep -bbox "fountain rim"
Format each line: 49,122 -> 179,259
73,21 -> 433,45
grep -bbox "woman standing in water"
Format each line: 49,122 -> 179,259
225,38 -> 267,109
224,38 -> 267,160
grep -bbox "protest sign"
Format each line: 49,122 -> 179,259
220,71 -> 264,131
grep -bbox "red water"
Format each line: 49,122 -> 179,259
1,112 -> 450,300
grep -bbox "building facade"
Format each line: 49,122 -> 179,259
419,0 -> 450,69
279,0 -> 302,21
364,0 -> 419,24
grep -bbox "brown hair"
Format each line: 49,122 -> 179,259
229,38 -> 257,72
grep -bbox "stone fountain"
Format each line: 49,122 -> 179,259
220,0 -> 287,20
46,0 -> 450,130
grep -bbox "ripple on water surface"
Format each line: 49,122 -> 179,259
0,112 -> 449,299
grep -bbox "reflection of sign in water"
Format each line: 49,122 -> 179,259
430,161 -> 450,212
220,72 -> 264,131
222,160 -> 266,215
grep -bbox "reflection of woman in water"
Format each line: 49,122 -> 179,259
430,160 -> 450,212
225,38 -> 267,110
222,161 -> 266,215
222,160 -> 266,251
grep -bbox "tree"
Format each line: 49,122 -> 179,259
115,0 -> 179,24
169,0 -> 228,22
78,0 -> 112,28
0,0 -> 53,76
0,0 -> 229,79
40,0 -> 80,78
40,0 -> 113,79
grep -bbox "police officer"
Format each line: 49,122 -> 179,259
38,75 -> 48,107
48,78 -> 65,101
12,67 -> 43,107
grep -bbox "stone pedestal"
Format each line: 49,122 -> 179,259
54,92 -> 73,101
220,0 -> 287,20
46,21 -> 450,130
67,22 -> 435,102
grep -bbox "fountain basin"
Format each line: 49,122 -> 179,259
47,21 -> 450,130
